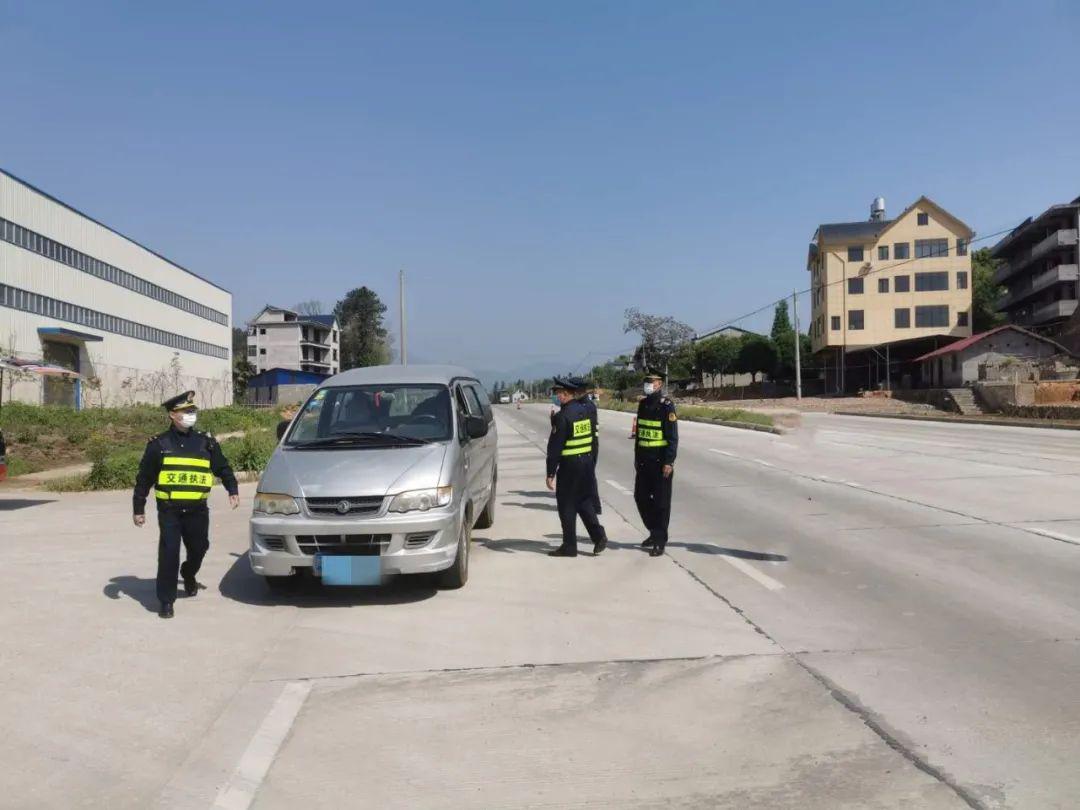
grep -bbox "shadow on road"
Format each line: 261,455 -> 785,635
218,552 -> 438,607
604,540 -> 787,561
0,498 -> 57,511
476,537 -> 554,554
103,575 -> 163,613
502,501 -> 557,512
507,490 -> 554,498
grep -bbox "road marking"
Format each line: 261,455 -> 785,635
709,448 -> 736,457
755,459 -> 775,467
722,556 -> 785,591
1027,528 -> 1080,546
605,479 -> 632,495
212,680 -> 313,810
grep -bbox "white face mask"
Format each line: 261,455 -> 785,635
179,412 -> 197,429
643,382 -> 657,395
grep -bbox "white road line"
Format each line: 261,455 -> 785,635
722,556 -> 785,591
755,459 -> 775,467
1027,528 -> 1080,546
212,681 -> 313,810
605,479 -> 632,495
709,448 -> 737,457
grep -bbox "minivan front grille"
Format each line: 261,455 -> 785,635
305,496 -> 384,516
296,534 -> 391,556
259,535 -> 286,551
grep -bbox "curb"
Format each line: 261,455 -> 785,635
600,407 -> 784,435
833,411 -> 1080,432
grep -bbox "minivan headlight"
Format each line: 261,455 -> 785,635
389,486 -> 452,513
253,492 -> 300,515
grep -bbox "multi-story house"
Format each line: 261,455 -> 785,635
807,196 -> 973,389
246,305 -> 340,375
990,197 -> 1079,332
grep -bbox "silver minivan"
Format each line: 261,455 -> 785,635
249,365 -> 497,591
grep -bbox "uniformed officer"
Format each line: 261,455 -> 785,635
132,391 -> 239,618
574,379 -> 602,515
546,377 -> 608,557
633,372 -> 678,557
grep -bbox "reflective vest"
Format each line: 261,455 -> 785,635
155,454 -> 214,501
561,418 -> 594,457
636,418 -> 668,448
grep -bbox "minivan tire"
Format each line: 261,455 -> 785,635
474,469 -> 497,529
438,516 -> 471,589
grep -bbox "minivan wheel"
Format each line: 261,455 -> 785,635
438,517 -> 471,589
474,469 -> 497,529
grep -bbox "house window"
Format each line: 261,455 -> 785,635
894,242 -> 910,260
847,246 -> 864,262
848,310 -> 864,330
848,278 -> 864,294
956,271 -> 968,290
831,316 -> 841,331
915,239 -> 949,259
895,308 -> 910,328
878,278 -> 889,293
878,245 -> 889,261
259,348 -> 267,355
915,305 -> 949,327
895,274 -> 910,292
957,238 -> 968,257
917,212 -> 929,226
247,346 -> 256,357
260,328 -> 266,335
915,271 -> 949,291
958,310 -> 969,327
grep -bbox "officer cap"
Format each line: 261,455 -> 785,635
566,375 -> 590,391
643,370 -> 664,382
162,390 -> 197,412
551,376 -> 574,392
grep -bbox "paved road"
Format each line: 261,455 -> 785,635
1,407 -> 1077,808
503,404 -> 1080,809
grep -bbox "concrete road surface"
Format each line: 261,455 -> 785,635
1,406 -> 1078,808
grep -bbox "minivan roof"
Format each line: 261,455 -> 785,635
325,364 -> 482,387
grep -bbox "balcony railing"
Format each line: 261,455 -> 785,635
995,229 -> 1078,284
997,264 -> 1079,311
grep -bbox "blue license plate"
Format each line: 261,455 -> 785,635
314,554 -> 383,586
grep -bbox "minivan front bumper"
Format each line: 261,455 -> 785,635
249,507 -> 461,578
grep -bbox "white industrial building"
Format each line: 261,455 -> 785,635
247,305 -> 340,375
0,169 -> 233,408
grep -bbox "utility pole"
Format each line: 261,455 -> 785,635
793,289 -> 802,400
399,269 -> 407,365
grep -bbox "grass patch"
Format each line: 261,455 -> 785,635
220,431 -> 277,473
599,398 -> 774,429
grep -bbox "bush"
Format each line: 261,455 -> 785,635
199,406 -> 282,435
220,431 -> 277,473
85,448 -> 144,490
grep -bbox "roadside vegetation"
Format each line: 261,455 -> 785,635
599,397 -> 774,429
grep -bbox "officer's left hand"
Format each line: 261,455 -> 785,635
546,476 -> 555,491
662,464 -> 673,478
229,494 -> 240,510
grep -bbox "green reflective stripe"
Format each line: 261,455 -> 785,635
564,436 -> 593,447
156,490 -> 209,500
561,445 -> 593,457
637,439 -> 669,448
163,456 -> 210,468
638,418 -> 662,427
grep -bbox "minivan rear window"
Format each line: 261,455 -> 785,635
288,384 -> 453,444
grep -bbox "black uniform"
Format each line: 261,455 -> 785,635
546,398 -> 608,555
634,391 -> 679,552
577,392 -> 602,515
133,425 -> 238,604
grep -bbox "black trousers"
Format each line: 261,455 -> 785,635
156,506 -> 210,603
634,457 -> 673,548
555,457 -> 607,553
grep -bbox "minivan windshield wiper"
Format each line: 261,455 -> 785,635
289,431 -> 430,448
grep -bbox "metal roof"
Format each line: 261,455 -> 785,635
816,220 -> 895,243
913,325 -> 1074,362
326,364 -> 481,387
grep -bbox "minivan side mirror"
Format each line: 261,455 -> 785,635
465,415 -> 488,440
276,420 -> 290,440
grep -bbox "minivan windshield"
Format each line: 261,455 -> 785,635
286,384 -> 454,446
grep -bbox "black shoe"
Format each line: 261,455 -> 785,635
593,536 -> 608,555
649,545 -> 664,557
641,536 -> 655,548
548,546 -> 578,557
182,574 -> 203,597
158,602 -> 174,619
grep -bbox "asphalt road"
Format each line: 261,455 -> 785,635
502,403 -> 1080,809
1,406 -> 1078,809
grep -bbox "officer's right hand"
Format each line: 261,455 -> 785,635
133,514 -> 145,527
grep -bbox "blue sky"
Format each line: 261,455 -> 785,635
3,1 -> 1079,380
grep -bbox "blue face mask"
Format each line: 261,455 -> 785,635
551,395 -> 559,406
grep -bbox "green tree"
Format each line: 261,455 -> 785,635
231,326 -> 255,402
695,335 -> 739,386
667,341 -> 698,382
736,333 -> 777,384
971,248 -> 1006,332
334,287 -> 390,369
770,300 -> 793,341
